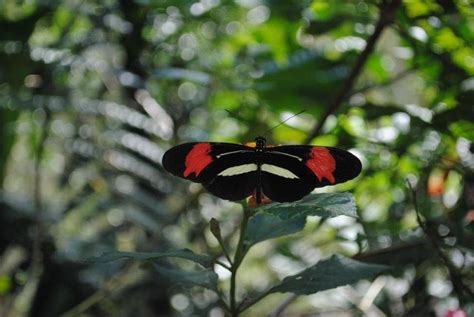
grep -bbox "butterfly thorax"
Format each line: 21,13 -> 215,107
255,136 -> 266,153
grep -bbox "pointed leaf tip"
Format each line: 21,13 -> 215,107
210,218 -> 222,241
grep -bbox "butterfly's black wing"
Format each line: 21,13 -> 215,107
162,142 -> 257,201
163,142 -> 362,203
260,150 -> 318,202
261,146 -> 362,202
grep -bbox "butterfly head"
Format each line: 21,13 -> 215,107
255,136 -> 266,151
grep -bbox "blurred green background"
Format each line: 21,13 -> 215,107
0,0 -> 473,316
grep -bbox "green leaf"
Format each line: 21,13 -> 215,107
270,255 -> 388,295
449,120 -> 474,140
244,193 -> 357,246
153,266 -> 219,291
254,192 -> 357,217
0,275 -> 11,295
89,248 -> 214,268
366,54 -> 391,81
245,212 -> 306,246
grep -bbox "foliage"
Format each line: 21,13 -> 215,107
269,254 -> 387,295
244,193 -> 357,246
0,0 -> 473,316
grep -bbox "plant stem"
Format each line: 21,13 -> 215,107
268,294 -> 298,317
215,259 -> 232,271
229,208 -> 251,316
237,288 -> 273,313
216,234 -> 234,267
304,0 -> 401,144
221,245 -> 233,267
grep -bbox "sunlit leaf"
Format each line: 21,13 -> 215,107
404,0 -> 441,18
453,47 -> 474,73
449,121 -> 474,140
366,54 -> 391,81
254,17 -> 294,63
434,28 -> 462,52
0,275 -> 11,295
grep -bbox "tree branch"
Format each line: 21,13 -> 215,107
304,0 -> 402,144
350,68 -> 414,96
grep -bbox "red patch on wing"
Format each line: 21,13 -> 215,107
183,143 -> 213,177
306,147 -> 336,183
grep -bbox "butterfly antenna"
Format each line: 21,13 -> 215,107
263,110 -> 306,136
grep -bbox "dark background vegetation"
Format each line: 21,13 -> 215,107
0,0 -> 473,316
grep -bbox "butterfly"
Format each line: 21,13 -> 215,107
162,136 -> 362,203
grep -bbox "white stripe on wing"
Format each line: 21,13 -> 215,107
218,163 -> 258,176
216,150 -> 252,158
261,164 -> 299,179
269,150 -> 303,161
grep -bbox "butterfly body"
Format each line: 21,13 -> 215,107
162,136 -> 361,203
